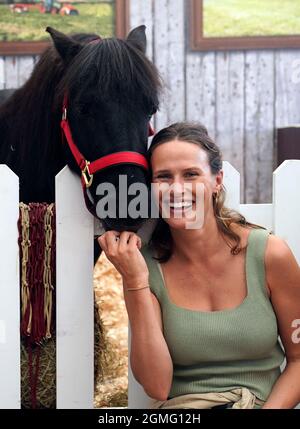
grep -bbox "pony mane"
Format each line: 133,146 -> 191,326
56,38 -> 162,112
0,32 -> 162,202
0,33 -> 101,200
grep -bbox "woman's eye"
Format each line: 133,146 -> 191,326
155,174 -> 171,180
185,172 -> 198,177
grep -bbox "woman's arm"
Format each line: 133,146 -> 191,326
98,231 -> 173,401
262,235 -> 300,409
124,280 -> 173,401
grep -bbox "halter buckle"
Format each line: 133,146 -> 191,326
62,107 -> 67,121
82,161 -> 93,188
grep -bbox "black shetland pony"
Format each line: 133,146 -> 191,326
0,26 -> 161,408
0,26 -> 161,243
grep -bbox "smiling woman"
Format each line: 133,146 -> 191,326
0,0 -> 129,55
98,122 -> 300,409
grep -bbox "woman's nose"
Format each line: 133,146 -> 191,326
169,181 -> 186,199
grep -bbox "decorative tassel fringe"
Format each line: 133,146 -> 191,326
18,203 -> 56,408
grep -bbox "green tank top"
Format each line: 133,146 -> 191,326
140,228 -> 285,402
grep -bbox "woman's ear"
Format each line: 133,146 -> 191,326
214,169 -> 223,192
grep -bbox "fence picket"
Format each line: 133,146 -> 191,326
55,166 -> 94,409
273,160 -> 300,264
0,165 -> 20,409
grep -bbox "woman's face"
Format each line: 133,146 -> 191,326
151,140 -> 223,230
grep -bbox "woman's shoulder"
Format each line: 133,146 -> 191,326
264,233 -> 296,271
264,233 -> 300,297
229,223 -> 263,248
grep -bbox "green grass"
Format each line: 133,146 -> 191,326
0,3 -> 114,41
203,0 -> 300,37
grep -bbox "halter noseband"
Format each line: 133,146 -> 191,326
61,95 -> 152,188
61,95 -> 154,216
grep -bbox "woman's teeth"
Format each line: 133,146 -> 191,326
168,201 -> 194,209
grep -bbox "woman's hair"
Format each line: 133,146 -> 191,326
148,122 -> 266,263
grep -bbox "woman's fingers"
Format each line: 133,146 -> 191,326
98,230 -> 118,253
98,231 -> 142,255
105,231 -> 122,254
136,235 -> 142,250
97,231 -> 147,282
128,233 -> 142,250
97,234 -> 107,251
119,231 -> 135,252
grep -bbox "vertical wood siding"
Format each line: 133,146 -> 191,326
1,0 -> 300,202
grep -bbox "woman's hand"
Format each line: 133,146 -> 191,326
98,231 -> 149,287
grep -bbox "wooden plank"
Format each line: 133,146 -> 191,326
273,160 -> 300,263
17,57 -> 34,87
153,0 -> 168,130
0,165 -> 20,409
275,50 -> 300,128
56,166 -> 94,409
153,0 -> 185,130
167,0 -> 185,124
4,57 -> 19,89
0,57 -> 5,89
186,51 -> 216,139
130,0 -> 154,61
215,52 -> 245,202
244,51 -> 275,204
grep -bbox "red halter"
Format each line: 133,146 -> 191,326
61,95 -> 154,215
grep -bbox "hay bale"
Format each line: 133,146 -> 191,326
21,337 -> 56,409
21,302 -> 105,409
94,253 -> 128,408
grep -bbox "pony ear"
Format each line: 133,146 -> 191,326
46,27 -> 82,63
126,25 -> 147,54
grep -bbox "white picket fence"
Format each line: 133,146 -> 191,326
0,160 -> 300,409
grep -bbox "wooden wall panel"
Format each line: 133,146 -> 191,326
2,2 -> 300,203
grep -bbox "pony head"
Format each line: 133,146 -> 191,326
47,26 -> 161,232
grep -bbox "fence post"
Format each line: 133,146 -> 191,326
56,166 -> 94,409
239,204 -> 273,232
223,161 -> 240,210
273,160 -> 300,264
0,165 -> 20,409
